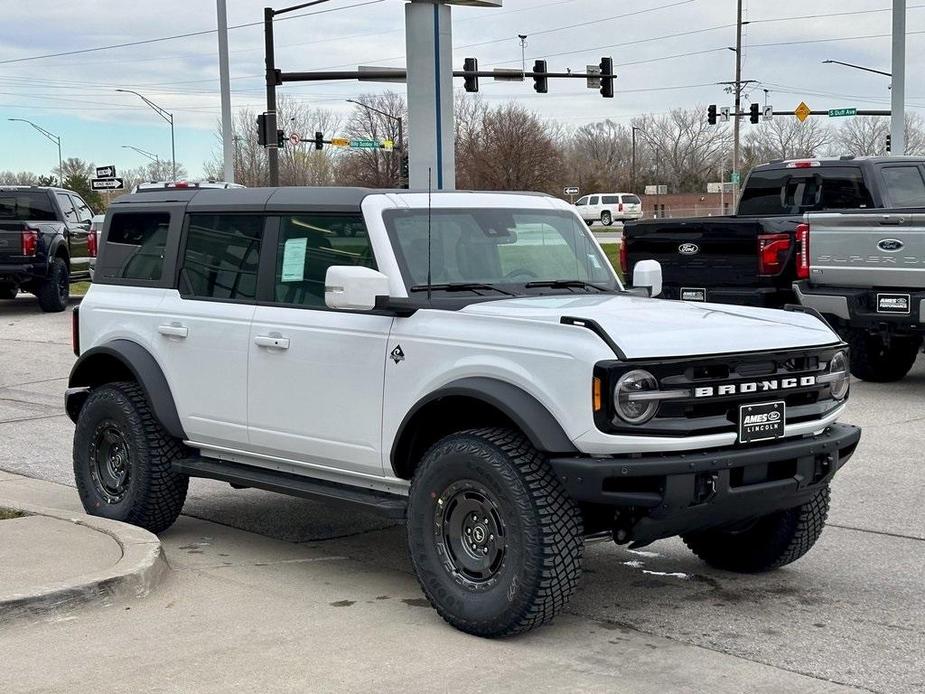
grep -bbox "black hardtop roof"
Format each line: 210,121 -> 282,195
754,156 -> 925,171
0,185 -> 76,194
109,186 -> 551,213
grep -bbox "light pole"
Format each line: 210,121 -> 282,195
822,57 -> 899,155
121,145 -> 159,164
115,89 -> 176,179
346,98 -> 404,188
8,118 -> 62,182
821,59 -> 891,78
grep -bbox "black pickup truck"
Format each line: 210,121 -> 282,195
622,157 -> 925,308
0,186 -> 96,312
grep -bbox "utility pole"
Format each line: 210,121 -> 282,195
631,126 -> 637,194
217,0 -> 235,182
264,7 -> 280,186
732,0 -> 743,208
891,0 -> 906,156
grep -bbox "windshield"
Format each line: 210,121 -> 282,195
382,208 -> 619,294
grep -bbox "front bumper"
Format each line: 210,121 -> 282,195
661,284 -> 793,308
794,281 -> 925,334
549,423 -> 860,544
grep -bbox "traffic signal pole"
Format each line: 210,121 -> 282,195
264,7 -> 279,186
891,0 -> 906,155
732,0 -> 743,208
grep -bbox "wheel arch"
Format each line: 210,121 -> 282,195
67,340 -> 186,439
390,377 -> 578,480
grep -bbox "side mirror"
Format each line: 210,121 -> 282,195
632,259 -> 663,298
324,266 -> 390,311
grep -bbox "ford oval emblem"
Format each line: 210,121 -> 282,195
678,243 -> 700,255
877,238 -> 904,252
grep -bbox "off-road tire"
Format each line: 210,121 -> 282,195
73,381 -> 188,533
601,211 -> 613,226
845,329 -> 920,382
682,486 -> 830,573
0,284 -> 17,300
36,256 -> 69,312
406,428 -> 583,637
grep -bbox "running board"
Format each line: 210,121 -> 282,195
173,458 -> 407,520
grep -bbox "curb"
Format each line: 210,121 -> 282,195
0,499 -> 168,621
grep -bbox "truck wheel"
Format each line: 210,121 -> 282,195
73,381 -> 189,534
35,257 -> 69,312
406,428 -> 583,637
682,486 -> 830,573
846,330 -> 921,382
0,284 -> 17,300
601,211 -> 613,226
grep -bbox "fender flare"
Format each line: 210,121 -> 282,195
390,377 -> 578,469
47,234 -> 69,262
67,340 -> 186,439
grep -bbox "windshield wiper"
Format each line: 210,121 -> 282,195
524,279 -> 610,292
409,283 -> 517,297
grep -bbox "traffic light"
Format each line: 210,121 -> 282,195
463,58 -> 479,93
707,104 -> 717,125
599,57 -> 614,98
277,130 -> 285,148
749,103 -> 760,124
257,113 -> 269,146
533,60 -> 548,94
886,134 -> 892,153
314,131 -> 324,151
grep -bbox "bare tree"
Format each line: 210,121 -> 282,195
0,171 -> 39,185
564,120 -> 633,195
834,117 -> 889,156
742,118 -> 833,170
336,92 -> 406,188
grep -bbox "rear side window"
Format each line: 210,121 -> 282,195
179,214 -> 263,302
622,195 -> 641,205
601,195 -> 619,204
56,193 -> 78,224
589,196 -> 600,205
99,212 -> 171,281
738,167 -> 873,215
0,192 -> 56,221
881,166 -> 925,207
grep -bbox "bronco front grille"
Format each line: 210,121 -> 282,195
593,345 -> 845,438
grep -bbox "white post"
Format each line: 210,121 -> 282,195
217,0 -> 235,182
891,0 -> 906,156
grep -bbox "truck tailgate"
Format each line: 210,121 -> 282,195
807,212 -> 925,289
623,217 -> 781,286
0,223 -> 24,259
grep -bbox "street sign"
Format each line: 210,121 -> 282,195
644,185 -> 668,195
350,139 -> 379,149
707,182 -> 734,194
730,171 -> 741,185
91,177 -> 124,191
564,187 -> 580,196
719,106 -> 731,122
331,138 -> 350,147
763,105 -> 774,120
828,107 -> 857,118
289,132 -> 301,146
95,165 -> 116,178
794,101 -> 812,123
586,65 -> 601,89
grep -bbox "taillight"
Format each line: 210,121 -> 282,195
72,306 -> 80,357
21,226 -> 38,256
757,233 -> 791,276
795,223 -> 810,280
618,203 -> 624,212
87,229 -> 98,257
619,237 -> 628,275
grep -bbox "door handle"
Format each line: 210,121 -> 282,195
254,335 -> 290,350
158,324 -> 189,339
879,216 -> 905,225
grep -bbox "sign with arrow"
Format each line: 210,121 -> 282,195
794,101 -> 812,122
564,186 -> 580,196
91,177 -> 124,191
95,165 -> 116,178
331,138 -> 350,147
289,132 -> 301,146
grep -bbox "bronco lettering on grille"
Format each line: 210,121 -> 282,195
694,375 -> 816,398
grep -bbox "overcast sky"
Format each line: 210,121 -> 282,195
0,0 -> 921,178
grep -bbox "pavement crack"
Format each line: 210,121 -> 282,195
827,523 -> 925,542
0,376 -> 67,389
0,413 -> 68,425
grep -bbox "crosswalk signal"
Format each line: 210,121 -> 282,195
533,60 -> 548,94
314,131 -> 324,151
886,134 -> 892,153
707,104 -> 717,126
463,58 -> 479,93
599,57 -> 614,98
749,103 -> 760,124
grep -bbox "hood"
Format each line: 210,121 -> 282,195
461,294 -> 840,359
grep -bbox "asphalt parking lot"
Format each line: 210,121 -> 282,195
1,294 -> 923,693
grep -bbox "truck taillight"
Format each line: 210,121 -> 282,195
795,223 -> 810,280
757,233 -> 791,276
87,230 -> 98,257
618,203 -> 624,212
21,227 -> 38,256
72,306 -> 80,357
619,237 -> 628,275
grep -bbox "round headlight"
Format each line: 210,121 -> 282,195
828,350 -> 850,401
614,369 -> 660,424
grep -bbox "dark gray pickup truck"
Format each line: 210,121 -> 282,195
0,186 -> 96,312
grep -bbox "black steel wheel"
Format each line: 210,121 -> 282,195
88,421 -> 132,503
437,481 -> 507,584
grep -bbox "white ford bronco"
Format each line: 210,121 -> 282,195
67,187 -> 860,637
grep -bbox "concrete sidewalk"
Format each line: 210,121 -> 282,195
0,472 -> 862,693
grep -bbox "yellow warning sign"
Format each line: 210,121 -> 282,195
331,137 -> 350,147
794,102 -> 812,123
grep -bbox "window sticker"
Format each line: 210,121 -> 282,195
281,237 -> 308,282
